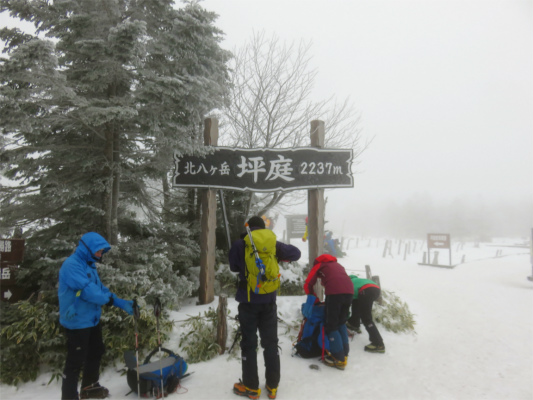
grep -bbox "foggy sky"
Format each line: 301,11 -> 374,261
1,1 -> 532,237
202,0 -> 532,236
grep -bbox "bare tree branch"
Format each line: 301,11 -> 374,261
220,30 -> 370,218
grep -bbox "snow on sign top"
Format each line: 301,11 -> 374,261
427,234 -> 451,249
172,147 -> 353,192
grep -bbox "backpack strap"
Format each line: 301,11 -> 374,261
143,347 -> 175,365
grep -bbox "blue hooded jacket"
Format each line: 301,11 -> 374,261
58,232 -> 113,329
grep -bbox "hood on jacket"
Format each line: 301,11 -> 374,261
313,253 -> 337,265
76,232 -> 111,264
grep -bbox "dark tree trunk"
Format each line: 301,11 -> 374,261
103,128 -> 114,240
110,130 -> 120,245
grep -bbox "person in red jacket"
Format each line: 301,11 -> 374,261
304,254 -> 354,370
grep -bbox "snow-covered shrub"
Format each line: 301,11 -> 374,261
373,290 -> 417,333
0,298 -> 64,385
178,308 -> 222,363
278,261 -> 305,295
100,237 -> 194,309
214,264 -> 238,296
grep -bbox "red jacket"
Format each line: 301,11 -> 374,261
304,254 -> 354,296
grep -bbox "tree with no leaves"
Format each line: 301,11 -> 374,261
219,31 -> 370,237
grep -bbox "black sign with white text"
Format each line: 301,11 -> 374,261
172,147 -> 353,191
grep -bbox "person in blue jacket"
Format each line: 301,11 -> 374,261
58,232 -> 135,400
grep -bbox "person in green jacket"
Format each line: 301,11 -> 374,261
347,275 -> 385,353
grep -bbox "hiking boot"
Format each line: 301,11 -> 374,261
323,355 -> 347,370
364,343 -> 385,353
346,322 -> 362,334
265,384 -> 277,399
80,382 -> 109,399
233,381 -> 261,399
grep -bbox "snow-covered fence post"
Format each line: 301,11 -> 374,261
382,240 -> 389,258
199,118 -> 218,305
432,251 -> 439,265
307,120 -> 325,267
365,265 -> 382,304
365,264 -> 372,280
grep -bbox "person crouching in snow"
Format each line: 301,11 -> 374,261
303,254 -> 354,370
347,275 -> 385,353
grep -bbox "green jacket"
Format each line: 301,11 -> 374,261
349,275 -> 379,299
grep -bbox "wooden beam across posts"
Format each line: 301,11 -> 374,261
199,118 -> 218,305
308,120 -> 325,268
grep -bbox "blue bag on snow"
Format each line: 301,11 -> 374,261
293,295 -> 330,358
124,347 -> 188,398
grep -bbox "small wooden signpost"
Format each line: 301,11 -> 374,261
0,238 -> 25,303
419,233 -> 455,269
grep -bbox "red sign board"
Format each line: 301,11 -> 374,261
427,234 -> 451,249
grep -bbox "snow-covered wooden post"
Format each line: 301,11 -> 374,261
199,118 -> 218,305
308,120 -> 325,268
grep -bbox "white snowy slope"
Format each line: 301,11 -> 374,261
1,239 -> 532,399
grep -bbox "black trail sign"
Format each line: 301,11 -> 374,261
172,147 -> 353,191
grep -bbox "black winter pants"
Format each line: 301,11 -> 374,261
324,293 -> 352,334
61,323 -> 106,400
348,286 -> 384,346
238,302 -> 280,390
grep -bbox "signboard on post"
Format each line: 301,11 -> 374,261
0,239 -> 25,303
172,147 -> 353,192
426,233 -> 452,268
428,234 -> 451,249
285,214 -> 307,242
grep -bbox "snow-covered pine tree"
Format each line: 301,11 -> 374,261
0,0 -> 229,384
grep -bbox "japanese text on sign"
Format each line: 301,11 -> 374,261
1,268 -> 10,280
173,147 -> 353,192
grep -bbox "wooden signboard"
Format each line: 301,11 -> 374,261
173,147 -> 353,192
0,239 -> 25,303
286,214 -> 307,241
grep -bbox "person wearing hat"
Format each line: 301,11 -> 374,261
58,232 -> 135,400
229,216 -> 301,400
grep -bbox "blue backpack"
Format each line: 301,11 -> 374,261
293,295 -> 330,359
124,347 -> 188,398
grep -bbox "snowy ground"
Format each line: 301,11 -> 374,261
1,238 -> 532,400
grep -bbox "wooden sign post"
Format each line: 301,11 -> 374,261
175,118 -> 354,304
308,120 -> 325,268
198,118 -> 218,305
0,238 -> 25,303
